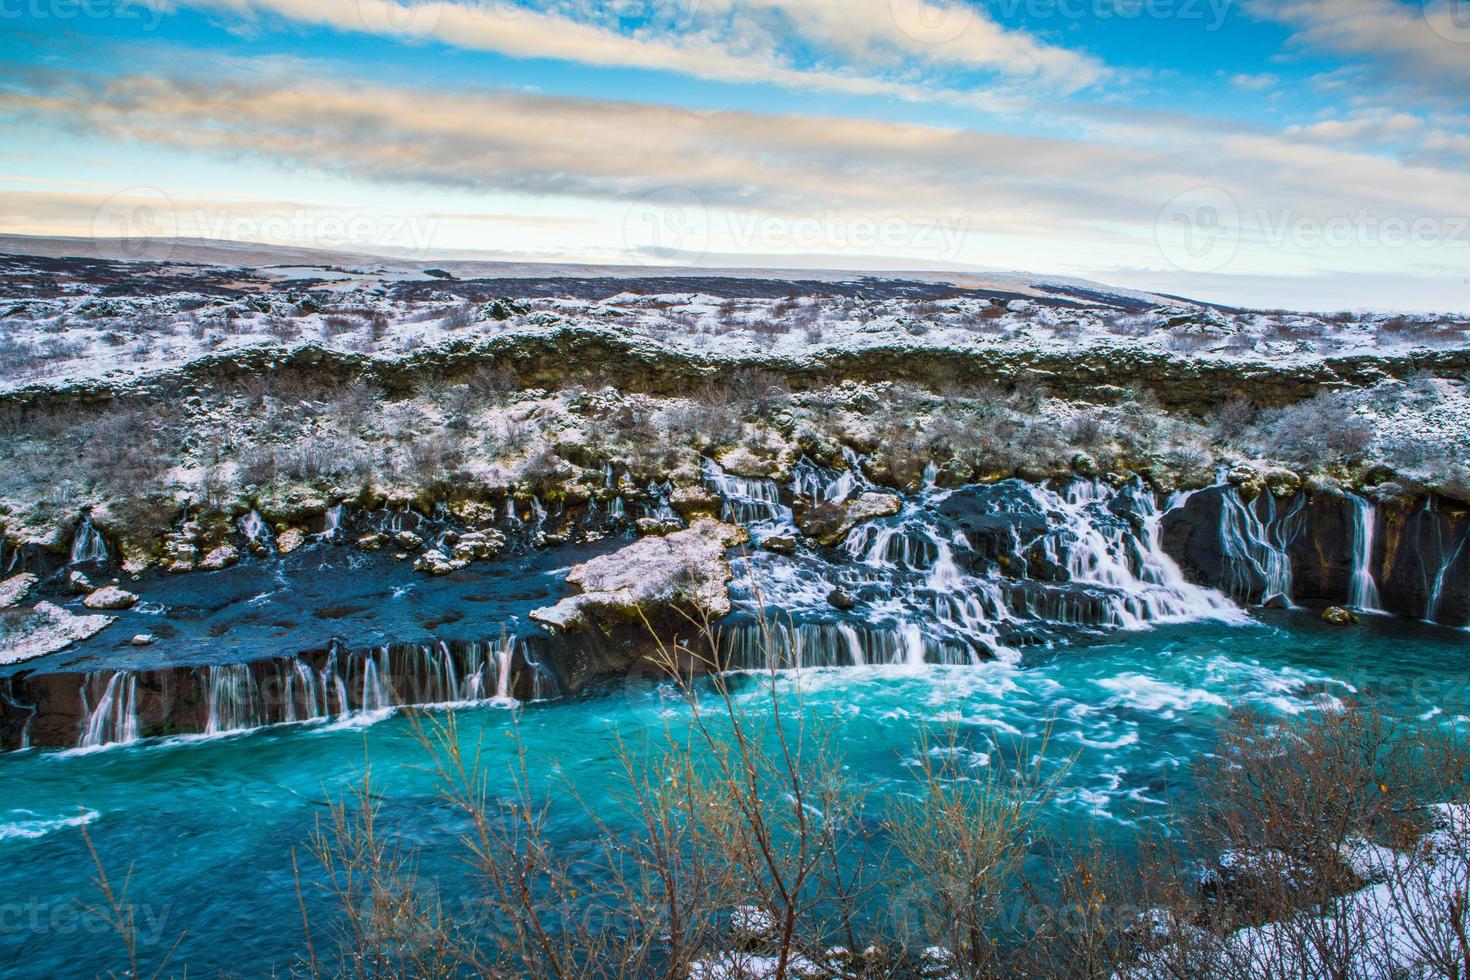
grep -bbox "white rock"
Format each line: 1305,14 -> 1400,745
199,544 -> 240,571
0,573 -> 38,608
0,601 -> 114,665
83,585 -> 139,610
531,518 -> 748,630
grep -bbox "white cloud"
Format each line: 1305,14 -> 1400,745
179,0 -> 1108,102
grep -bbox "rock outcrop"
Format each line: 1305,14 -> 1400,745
0,573 -> 37,608
82,586 -> 139,610
0,602 -> 114,666
532,518 -> 748,632
793,492 -> 901,546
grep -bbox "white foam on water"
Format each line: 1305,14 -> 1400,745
0,808 -> 100,843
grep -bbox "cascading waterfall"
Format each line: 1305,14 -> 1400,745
1348,495 -> 1385,613
78,673 -> 138,748
65,636 -> 541,749
1040,482 -> 1243,628
69,515 -> 108,565
1216,490 -> 1302,604
320,504 -> 344,540
718,464 -> 1244,672
720,621 -> 974,671
205,664 -> 262,735
644,480 -> 678,521
239,510 -> 273,548
702,459 -> 787,525
1426,533 -> 1468,627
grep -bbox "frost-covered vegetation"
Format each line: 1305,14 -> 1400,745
2,250 -> 1467,571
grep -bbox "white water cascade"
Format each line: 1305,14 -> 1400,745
69,515 -> 108,565
702,459 -> 787,525
1216,490 -> 1302,605
205,664 -> 262,735
78,673 -> 138,749
722,465 -> 1245,671
239,510 -> 273,549
1035,482 -> 1244,628
1348,495 -> 1385,613
66,636 -> 545,749
320,504 -> 345,540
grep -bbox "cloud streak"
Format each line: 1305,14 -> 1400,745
178,0 -> 1108,104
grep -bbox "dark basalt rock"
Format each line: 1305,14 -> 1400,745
1161,485 -> 1470,624
935,481 -> 1057,579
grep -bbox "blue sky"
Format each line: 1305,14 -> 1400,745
2,0 -> 1468,310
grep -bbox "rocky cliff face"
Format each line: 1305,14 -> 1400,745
1161,485 -> 1469,622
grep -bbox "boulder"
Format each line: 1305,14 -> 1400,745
635,517 -> 683,537
275,528 -> 308,554
0,601 -> 114,666
827,586 -> 857,610
669,485 -> 722,519
199,544 -> 239,571
162,533 -> 198,573
793,492 -> 902,547
1322,606 -> 1358,625
83,585 -> 139,610
130,633 -> 155,646
393,530 -> 424,550
67,570 -> 93,594
413,549 -> 466,576
761,534 -> 798,554
450,529 -> 506,563
531,518 -> 748,631
355,532 -> 387,552
0,573 -> 37,608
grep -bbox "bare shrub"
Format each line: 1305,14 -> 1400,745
1254,393 -> 1375,465
442,303 -> 477,331
265,316 -> 303,343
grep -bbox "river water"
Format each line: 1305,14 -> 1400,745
1,611 -> 1465,976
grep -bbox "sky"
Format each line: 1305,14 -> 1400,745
1,0 -> 1469,311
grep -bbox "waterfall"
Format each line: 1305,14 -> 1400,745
720,622 -> 976,670
69,515 -> 108,565
1028,481 -> 1243,628
77,673 -> 138,748
1216,490 -> 1301,605
205,664 -> 261,735
320,504 -> 344,540
644,480 -> 678,521
792,456 -> 859,504
493,639 -> 515,700
239,510 -> 273,548
1348,495 -> 1385,613
360,652 -> 391,712
702,459 -> 788,525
